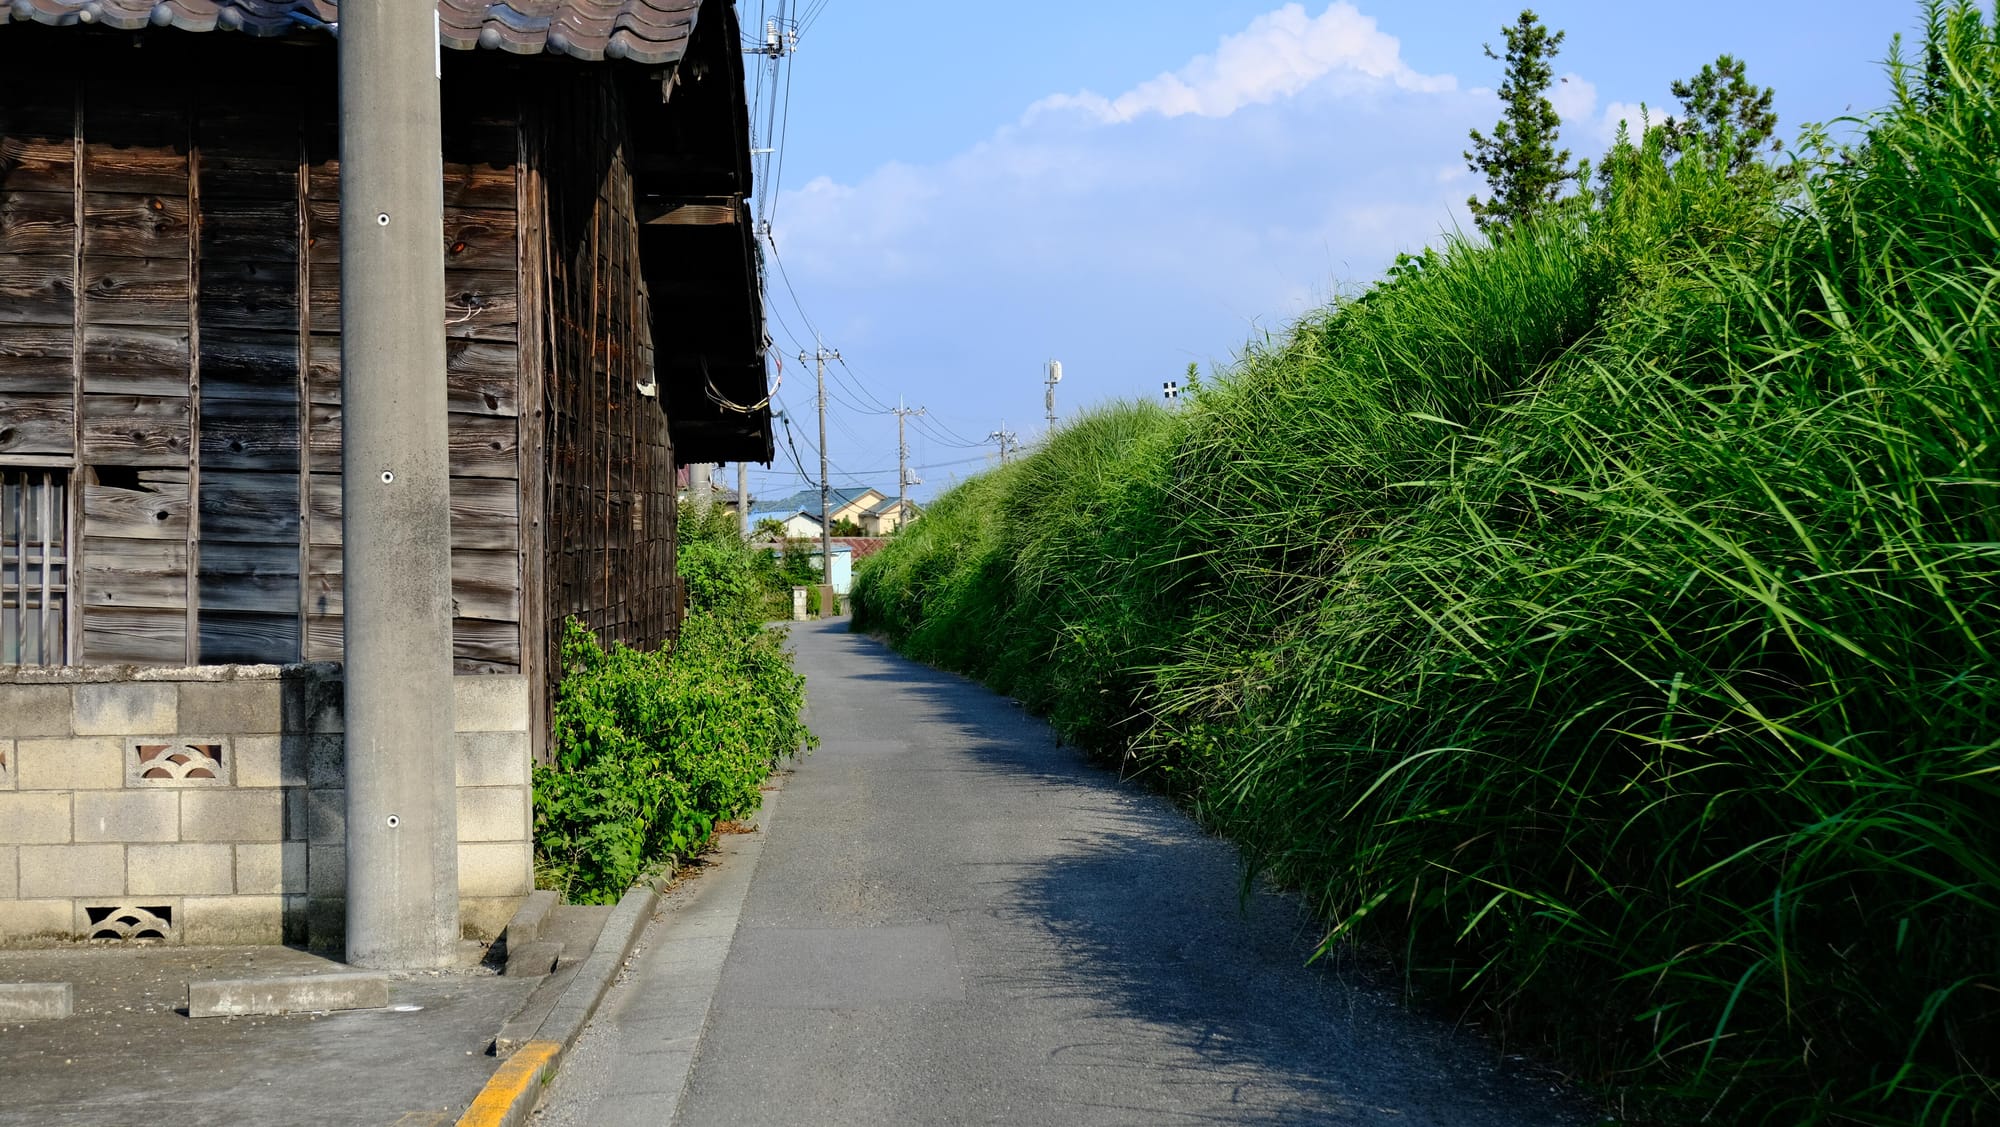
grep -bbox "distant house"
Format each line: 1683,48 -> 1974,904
749,486 -> 915,537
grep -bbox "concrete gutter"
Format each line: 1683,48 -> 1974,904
457,884 -> 657,1127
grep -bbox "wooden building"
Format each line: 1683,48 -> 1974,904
0,0 -> 774,948
0,0 -> 774,723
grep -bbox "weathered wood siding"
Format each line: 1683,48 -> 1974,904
522,69 -> 678,738
0,37 -> 531,672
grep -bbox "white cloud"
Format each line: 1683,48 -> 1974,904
1550,73 -> 1598,125
1027,3 -> 1453,125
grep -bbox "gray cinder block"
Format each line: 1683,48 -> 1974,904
0,982 -> 74,1021
186,971 -> 389,1018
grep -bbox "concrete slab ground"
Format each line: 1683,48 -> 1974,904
0,944 -> 538,1126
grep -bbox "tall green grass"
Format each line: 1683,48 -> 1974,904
852,7 -> 2000,1121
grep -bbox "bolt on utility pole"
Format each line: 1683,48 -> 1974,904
800,341 -> 839,610
893,400 -> 924,521
339,0 -> 460,969
1044,359 -> 1062,434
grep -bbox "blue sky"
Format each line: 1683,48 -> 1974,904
732,1 -> 1923,503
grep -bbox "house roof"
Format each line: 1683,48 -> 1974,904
749,487 -> 890,520
0,0 -> 702,65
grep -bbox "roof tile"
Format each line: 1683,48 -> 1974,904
0,0 -> 701,66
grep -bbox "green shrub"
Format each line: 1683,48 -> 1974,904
852,8 -> 2000,1121
533,503 -> 813,904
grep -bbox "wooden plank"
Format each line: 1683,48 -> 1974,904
451,617 -> 521,668
303,337 -> 518,416
81,604 -> 187,664
0,102 -> 76,195
0,393 -> 75,457
304,613 -> 341,662
0,191 -> 76,255
198,330 -> 298,400
80,97 -> 189,195
200,202 -> 300,261
0,326 -> 76,394
306,406 -> 517,478
302,545 -> 517,622
198,471 -> 300,544
307,157 -> 513,209
81,255 -> 189,327
0,254 -> 76,326
196,611 -> 301,665
197,541 -> 300,614
81,191 -> 190,259
200,165 -> 299,204
79,394 -> 191,466
78,536 -> 187,610
308,262 -> 517,339
81,325 -> 191,396
82,469 -> 189,540
307,474 -> 517,550
197,258 -> 297,332
305,200 -> 517,270
200,398 -> 300,472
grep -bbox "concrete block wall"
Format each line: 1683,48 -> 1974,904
0,668 -> 533,950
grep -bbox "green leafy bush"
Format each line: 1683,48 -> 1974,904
853,8 -> 2000,1121
533,504 -> 812,904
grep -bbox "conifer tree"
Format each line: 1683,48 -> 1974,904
1465,10 -> 1574,233
1664,55 -> 1780,172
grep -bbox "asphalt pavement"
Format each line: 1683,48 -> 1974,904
540,617 -> 1594,1127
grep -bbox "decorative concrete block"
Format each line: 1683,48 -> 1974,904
74,790 -> 179,843
284,894 -> 309,947
0,793 -> 71,844
235,842 -> 307,896
305,788 -> 345,845
0,685 -> 72,739
454,676 -> 529,734
0,845 -> 15,899
178,682 -> 284,735
457,786 -> 529,844
126,737 -> 231,787
77,901 -> 180,943
232,736 -> 289,789
0,738 -> 12,790
458,841 -> 533,899
456,731 -> 529,788
128,843 -> 235,896
0,900 -> 73,945
180,789 -> 284,843
73,683 -> 177,737
307,844 -> 345,897
304,733 -> 345,788
19,844 -> 125,898
14,737 -> 123,791
182,896 -> 285,946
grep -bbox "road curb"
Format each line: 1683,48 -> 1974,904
457,884 -> 656,1127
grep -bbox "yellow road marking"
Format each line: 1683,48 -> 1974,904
456,1041 -> 562,1127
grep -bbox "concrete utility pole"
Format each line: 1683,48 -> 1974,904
1044,359 -> 1062,434
800,341 -> 839,611
339,0 -> 460,969
988,426 -> 1020,466
737,462 -> 750,541
893,399 -> 924,524
690,463 -> 714,510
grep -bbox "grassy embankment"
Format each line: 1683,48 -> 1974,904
852,11 -> 2000,1123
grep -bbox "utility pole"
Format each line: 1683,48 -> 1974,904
339,0 -> 459,969
988,425 -> 1020,466
1044,359 -> 1062,435
737,462 -> 750,541
893,399 -> 925,523
800,341 -> 839,611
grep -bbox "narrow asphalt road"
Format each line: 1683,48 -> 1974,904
543,618 -> 1589,1126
